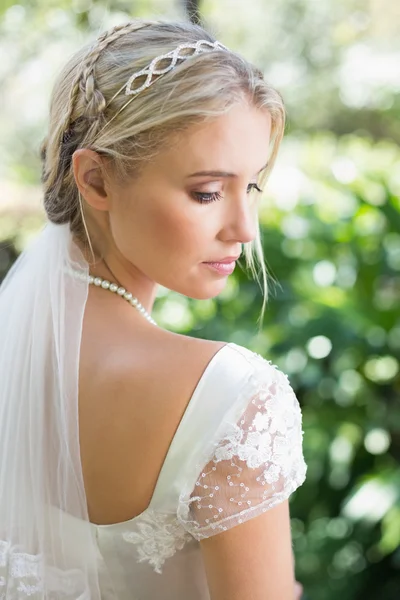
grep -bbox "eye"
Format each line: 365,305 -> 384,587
247,183 -> 263,194
192,183 -> 263,205
192,191 -> 223,204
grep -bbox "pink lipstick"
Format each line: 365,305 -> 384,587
203,260 -> 237,275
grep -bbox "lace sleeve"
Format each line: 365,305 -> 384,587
177,352 -> 307,540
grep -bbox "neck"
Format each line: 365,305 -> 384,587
72,233 -> 157,314
90,257 -> 157,315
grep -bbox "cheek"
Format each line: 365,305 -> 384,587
155,207 -> 205,256
137,194 -> 212,259
113,191 -> 208,264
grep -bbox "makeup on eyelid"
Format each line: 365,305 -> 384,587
191,183 -> 263,204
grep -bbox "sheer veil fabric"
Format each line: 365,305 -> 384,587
0,221 -> 308,599
0,222 -> 104,598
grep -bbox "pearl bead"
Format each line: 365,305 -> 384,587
68,270 -> 156,325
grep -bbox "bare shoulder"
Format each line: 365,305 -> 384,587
80,315 -> 229,445
144,328 -> 227,381
100,326 -> 227,401
79,316 -> 228,523
80,288 -> 227,398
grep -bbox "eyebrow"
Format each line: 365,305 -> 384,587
186,162 -> 268,179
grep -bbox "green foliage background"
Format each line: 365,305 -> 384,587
0,1 -> 399,598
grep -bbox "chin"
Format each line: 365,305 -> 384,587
184,280 -> 228,300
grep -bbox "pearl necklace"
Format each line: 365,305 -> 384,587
87,274 -> 157,326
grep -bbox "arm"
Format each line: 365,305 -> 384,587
200,499 -> 296,600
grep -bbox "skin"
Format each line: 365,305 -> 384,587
72,100 -> 271,310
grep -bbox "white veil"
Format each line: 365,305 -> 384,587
0,221 -> 105,598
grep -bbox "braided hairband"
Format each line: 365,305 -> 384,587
62,37 -> 229,144
98,39 -> 229,133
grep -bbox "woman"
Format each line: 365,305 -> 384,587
0,18 -> 307,600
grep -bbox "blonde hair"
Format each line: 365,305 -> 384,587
40,19 -> 286,320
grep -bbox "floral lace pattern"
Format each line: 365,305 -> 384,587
119,346 -> 307,574
122,510 -> 193,574
0,541 -> 42,598
178,348 -> 307,539
0,540 -> 90,599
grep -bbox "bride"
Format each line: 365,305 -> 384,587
0,18 -> 307,600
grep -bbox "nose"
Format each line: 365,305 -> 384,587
219,193 -> 258,245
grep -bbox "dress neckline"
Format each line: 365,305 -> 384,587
92,342 -> 234,530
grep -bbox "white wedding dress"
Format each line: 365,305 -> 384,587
50,343 -> 307,599
0,223 -> 307,600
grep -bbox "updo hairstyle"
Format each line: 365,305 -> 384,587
40,18 -> 286,301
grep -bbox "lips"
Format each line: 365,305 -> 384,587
205,255 -> 240,264
202,258 -> 238,275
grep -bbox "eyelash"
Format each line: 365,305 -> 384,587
193,183 -> 263,204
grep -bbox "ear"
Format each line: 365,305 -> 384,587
72,149 -> 111,212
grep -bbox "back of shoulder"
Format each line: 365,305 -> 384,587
94,327 -> 227,397
93,333 -> 302,436
135,336 -> 304,444
137,332 -> 229,403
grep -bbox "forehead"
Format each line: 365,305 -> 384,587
153,102 -> 272,178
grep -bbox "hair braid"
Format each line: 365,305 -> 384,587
62,20 -> 155,142
41,21 -> 157,252
41,21 -> 154,247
